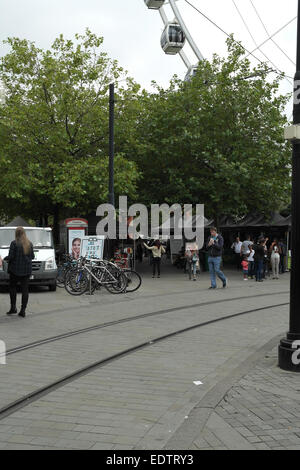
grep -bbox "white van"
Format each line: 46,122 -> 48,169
0,227 -> 57,291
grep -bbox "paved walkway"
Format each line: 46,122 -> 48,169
165,335 -> 300,450
0,263 -> 296,450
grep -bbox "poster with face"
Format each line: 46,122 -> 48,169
69,229 -> 85,260
80,236 -> 105,260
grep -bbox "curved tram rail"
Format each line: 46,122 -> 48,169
0,292 -> 289,421
6,290 -> 289,356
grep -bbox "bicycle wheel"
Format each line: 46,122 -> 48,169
65,269 -> 89,296
104,269 -> 127,294
123,270 -> 142,293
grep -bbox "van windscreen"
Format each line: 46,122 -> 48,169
0,229 -> 54,249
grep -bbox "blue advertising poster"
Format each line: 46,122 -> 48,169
80,236 -> 105,260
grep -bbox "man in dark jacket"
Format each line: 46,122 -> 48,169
206,227 -> 227,289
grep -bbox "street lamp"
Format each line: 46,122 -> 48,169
108,83 -> 115,207
278,0 -> 300,372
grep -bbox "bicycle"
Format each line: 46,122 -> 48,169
64,258 -> 127,296
56,254 -> 78,288
112,257 -> 142,293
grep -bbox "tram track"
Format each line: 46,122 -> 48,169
6,291 -> 289,356
0,297 -> 289,422
0,284 -> 290,324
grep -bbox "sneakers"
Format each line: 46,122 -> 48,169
209,286 -> 216,289
223,280 -> 227,288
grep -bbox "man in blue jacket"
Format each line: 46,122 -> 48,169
206,227 -> 227,289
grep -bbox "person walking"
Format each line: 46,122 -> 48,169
3,227 -> 34,317
144,240 -> 165,278
231,237 -> 242,269
270,239 -> 281,279
206,227 -> 227,289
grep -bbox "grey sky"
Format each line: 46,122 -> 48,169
0,0 -> 298,115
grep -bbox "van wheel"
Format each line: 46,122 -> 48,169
49,283 -> 57,292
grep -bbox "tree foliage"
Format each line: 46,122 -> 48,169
134,37 -> 291,221
0,30 -> 140,231
0,33 -> 291,233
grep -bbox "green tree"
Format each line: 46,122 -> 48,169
0,30 -> 140,238
134,37 -> 291,223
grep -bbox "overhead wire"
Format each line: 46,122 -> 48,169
249,0 -> 296,67
246,16 -> 297,60
231,0 -> 292,85
232,0 -> 259,49
183,0 -> 294,81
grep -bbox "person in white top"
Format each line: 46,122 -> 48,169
241,236 -> 253,256
269,239 -> 281,279
144,240 -> 165,278
231,237 -> 242,270
247,246 -> 255,279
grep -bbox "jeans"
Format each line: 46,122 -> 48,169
248,261 -> 255,277
187,261 -> 197,279
208,257 -> 226,288
9,273 -> 30,310
255,260 -> 264,281
152,257 -> 161,276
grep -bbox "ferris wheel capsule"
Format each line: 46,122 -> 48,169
144,0 -> 165,9
184,65 -> 198,81
161,23 -> 186,55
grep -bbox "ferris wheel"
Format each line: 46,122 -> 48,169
144,0 -> 204,80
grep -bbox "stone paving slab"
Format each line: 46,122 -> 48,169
0,266 -> 293,450
0,301 -> 290,450
166,341 -> 300,450
0,291 -> 288,413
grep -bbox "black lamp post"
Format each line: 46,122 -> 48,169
278,0 -> 300,372
108,83 -> 115,207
